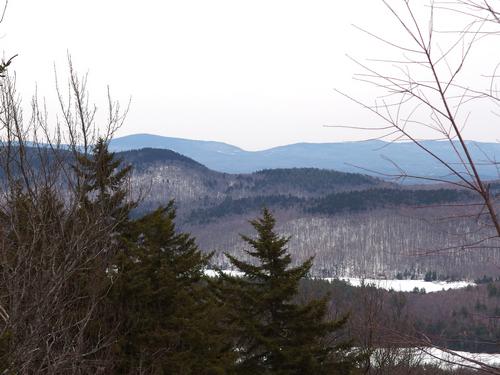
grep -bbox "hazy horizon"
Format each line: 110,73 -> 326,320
3,1 -> 499,150
114,132 -> 500,153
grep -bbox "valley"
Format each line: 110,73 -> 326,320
119,146 -> 499,280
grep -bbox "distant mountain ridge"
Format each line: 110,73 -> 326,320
117,147 -> 388,214
110,133 -> 500,180
116,148 -> 473,230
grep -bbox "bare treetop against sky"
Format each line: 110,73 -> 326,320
2,0 -> 499,150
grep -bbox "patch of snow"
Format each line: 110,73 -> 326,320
205,270 -> 475,293
418,348 -> 500,369
204,269 -> 245,278
368,347 -> 500,370
325,277 -> 474,293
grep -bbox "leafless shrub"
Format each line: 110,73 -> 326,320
0,60 -> 130,373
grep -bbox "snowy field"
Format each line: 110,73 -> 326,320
204,270 -> 475,293
423,348 -> 500,369
327,278 -> 475,293
371,347 -> 500,370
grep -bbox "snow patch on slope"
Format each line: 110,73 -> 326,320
326,277 -> 474,293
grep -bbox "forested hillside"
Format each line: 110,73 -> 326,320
121,148 -> 389,214
300,278 -> 500,354
113,147 -> 496,280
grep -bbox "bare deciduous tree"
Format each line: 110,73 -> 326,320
337,0 -> 500,249
0,61 -> 131,373
337,0 -> 500,372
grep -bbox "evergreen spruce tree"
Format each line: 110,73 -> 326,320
74,137 -> 134,225
72,138 -> 135,369
223,208 -> 356,375
112,202 -> 235,374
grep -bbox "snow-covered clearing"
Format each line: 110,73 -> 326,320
325,277 -> 475,293
204,270 -> 475,293
423,348 -> 500,369
374,347 -> 500,370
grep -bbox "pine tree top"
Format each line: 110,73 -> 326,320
225,208 -> 312,300
73,137 -> 135,224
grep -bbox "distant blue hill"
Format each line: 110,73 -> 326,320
110,133 -> 500,181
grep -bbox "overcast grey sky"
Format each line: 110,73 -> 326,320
2,0 -> 499,150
